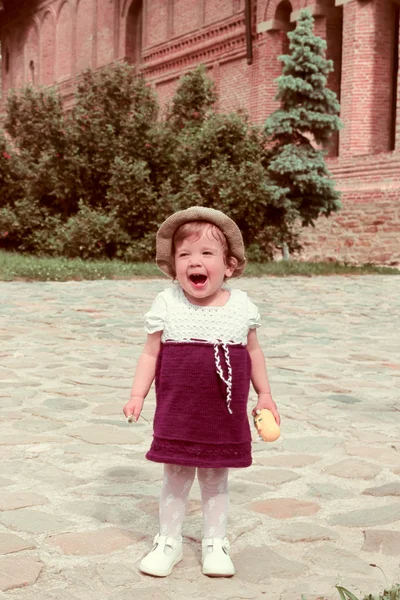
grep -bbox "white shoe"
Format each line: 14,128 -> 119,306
139,533 -> 183,577
202,537 -> 235,577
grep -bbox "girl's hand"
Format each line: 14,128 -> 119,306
252,393 -> 281,426
123,396 -> 144,423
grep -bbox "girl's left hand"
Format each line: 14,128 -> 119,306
252,393 -> 281,426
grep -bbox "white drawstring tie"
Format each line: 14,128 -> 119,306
213,341 -> 233,414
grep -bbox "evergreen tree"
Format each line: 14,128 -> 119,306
264,9 -> 342,229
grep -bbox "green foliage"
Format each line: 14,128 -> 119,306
0,53 -> 342,261
5,85 -> 66,159
57,201 -> 126,260
160,103 -> 292,258
0,134 -> 23,209
3,84 -> 73,218
68,63 -> 158,211
335,584 -> 400,600
265,9 -> 342,229
168,64 -> 217,128
0,198 -> 62,254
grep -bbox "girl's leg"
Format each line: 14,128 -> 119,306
140,463 -> 195,576
159,463 -> 196,539
197,467 -> 229,538
197,467 -> 234,576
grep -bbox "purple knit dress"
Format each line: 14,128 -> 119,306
144,286 -> 260,469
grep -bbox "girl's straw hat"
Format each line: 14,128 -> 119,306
156,206 -> 246,279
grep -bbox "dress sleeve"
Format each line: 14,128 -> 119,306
144,293 -> 167,334
247,295 -> 261,329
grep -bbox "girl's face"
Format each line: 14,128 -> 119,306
174,229 -> 235,306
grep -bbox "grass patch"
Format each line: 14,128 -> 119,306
0,250 -> 398,281
304,583 -> 400,600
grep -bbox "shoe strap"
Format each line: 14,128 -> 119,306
154,534 -> 181,550
203,537 -> 230,551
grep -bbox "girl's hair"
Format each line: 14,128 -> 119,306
172,221 -> 237,272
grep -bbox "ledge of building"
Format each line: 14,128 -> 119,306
142,14 -> 245,65
328,151 -> 400,190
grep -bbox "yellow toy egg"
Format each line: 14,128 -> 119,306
254,409 -> 280,442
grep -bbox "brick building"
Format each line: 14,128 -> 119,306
0,0 -> 399,264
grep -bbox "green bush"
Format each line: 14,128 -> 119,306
0,48 -> 340,261
57,202 -> 126,260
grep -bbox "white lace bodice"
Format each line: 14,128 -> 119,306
144,285 -> 260,344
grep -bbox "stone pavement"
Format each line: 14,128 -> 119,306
0,276 -> 399,600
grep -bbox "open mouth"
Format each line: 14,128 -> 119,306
189,274 -> 208,287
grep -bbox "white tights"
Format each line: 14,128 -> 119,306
159,464 -> 229,540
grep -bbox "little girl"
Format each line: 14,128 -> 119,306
123,206 -> 280,578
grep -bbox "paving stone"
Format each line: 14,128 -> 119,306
229,480 -> 270,504
308,482 -> 354,500
362,530 -> 400,555
0,532 -> 36,554
351,430 -> 392,444
281,576 -> 384,600
46,527 -> 145,555
0,509 -> 74,533
107,586 -> 170,600
303,545 -> 372,575
0,278 -> 399,599
250,498 -> 320,519
329,503 -> 400,527
92,403 -> 122,416
238,468 -> 299,486
282,436 -> 338,453
66,424 -> 141,444
345,443 -> 400,465
29,590 -> 80,600
136,497 -> 202,517
104,465 -> 160,482
64,500 -> 142,525
275,522 -> 339,543
108,589 -> 170,600
0,476 -> 13,487
0,556 -> 43,591
324,459 -> 381,479
44,398 -> 89,411
12,417 -> 65,434
363,482 -> 400,497
0,434 -> 62,445
0,492 -> 48,511
328,394 -> 362,404
234,545 -> 306,582
255,454 -> 321,468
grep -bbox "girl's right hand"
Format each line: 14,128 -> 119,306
123,396 -> 144,423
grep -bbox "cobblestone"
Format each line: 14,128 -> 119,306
0,276 -> 399,599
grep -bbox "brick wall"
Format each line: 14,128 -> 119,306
25,24 -> 39,85
145,0 -> 169,48
76,0 -> 94,72
97,0 -> 115,67
56,2 -> 73,81
219,56 -> 250,112
41,11 -> 56,85
172,0 -> 200,37
204,0 -> 233,25
299,189 -> 400,266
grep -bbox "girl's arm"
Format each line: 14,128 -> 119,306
123,331 -> 162,422
246,328 -> 280,425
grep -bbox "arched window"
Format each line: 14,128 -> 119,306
126,0 -> 143,66
275,0 -> 294,54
